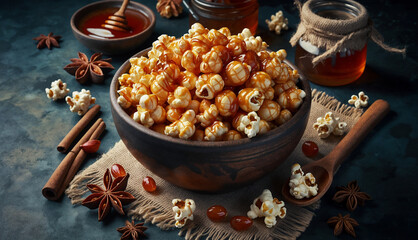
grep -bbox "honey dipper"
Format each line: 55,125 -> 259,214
102,0 -> 131,32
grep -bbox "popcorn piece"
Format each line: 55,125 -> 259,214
200,48 -> 223,74
65,89 -> 96,115
207,29 -> 228,46
348,91 -> 369,108
313,112 -> 347,138
139,94 -> 158,111
196,100 -> 219,127
246,71 -> 272,92
289,163 -> 318,199
204,121 -> 228,141
167,86 -> 192,109
263,57 -> 282,79
257,100 -> 281,121
275,109 -> 293,125
165,110 -> 196,139
266,11 -> 289,35
333,121 -> 348,136
224,61 -> 251,87
172,199 -> 196,228
190,34 -> 211,55
222,130 -> 243,141
226,36 -> 246,56
195,73 -> 224,99
133,107 -> 154,128
117,95 -> 131,109
247,189 -> 286,228
150,105 -> 166,124
238,28 -> 268,52
236,111 -> 261,138
166,105 -> 184,123
178,71 -> 197,90
237,88 -> 265,112
215,90 -> 238,117
181,49 -> 201,74
258,119 -> 271,134
188,23 -> 208,37
277,88 -> 306,112
46,79 -> 70,101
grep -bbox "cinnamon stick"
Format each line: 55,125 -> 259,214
57,104 -> 101,153
42,118 -> 103,201
56,121 -> 106,199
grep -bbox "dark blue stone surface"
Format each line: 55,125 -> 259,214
0,0 -> 416,239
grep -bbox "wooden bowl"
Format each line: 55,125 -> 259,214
110,49 -> 312,192
70,1 -> 155,55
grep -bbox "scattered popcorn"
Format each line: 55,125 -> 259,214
313,112 -> 347,138
247,189 -> 286,228
172,199 -> 196,228
65,89 -> 96,115
45,79 -> 70,101
289,163 -> 318,199
348,91 -> 369,108
266,11 -> 289,35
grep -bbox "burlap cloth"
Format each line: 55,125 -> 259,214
66,89 -> 363,240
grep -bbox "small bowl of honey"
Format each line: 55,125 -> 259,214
71,0 -> 155,55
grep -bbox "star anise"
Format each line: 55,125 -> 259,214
82,169 -> 136,221
332,180 -> 371,211
33,32 -> 61,49
327,213 -> 359,237
117,220 -> 147,240
63,52 -> 114,84
156,0 -> 183,18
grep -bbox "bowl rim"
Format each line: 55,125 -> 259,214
70,0 -> 156,42
110,48 -> 312,148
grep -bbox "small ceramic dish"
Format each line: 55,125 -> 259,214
71,0 -> 155,55
110,48 -> 312,192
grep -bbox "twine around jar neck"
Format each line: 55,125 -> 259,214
290,0 -> 406,66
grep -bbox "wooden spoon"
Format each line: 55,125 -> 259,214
282,99 -> 390,206
102,0 -> 131,32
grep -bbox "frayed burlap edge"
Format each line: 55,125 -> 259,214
66,89 -> 361,240
311,89 -> 363,119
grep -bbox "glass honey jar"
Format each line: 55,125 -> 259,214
291,0 -> 369,86
189,0 -> 259,35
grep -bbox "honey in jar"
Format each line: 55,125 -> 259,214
189,0 -> 259,35
291,0 -> 370,86
295,39 -> 367,86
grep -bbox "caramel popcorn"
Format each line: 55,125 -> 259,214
247,189 -> 286,228
313,112 -> 347,138
266,10 -> 289,35
289,163 -> 318,199
277,88 -> 306,112
348,91 -> 369,108
165,109 -> 196,139
275,109 -> 293,125
204,121 -> 228,141
238,88 -> 265,112
236,111 -> 261,138
65,89 -> 96,115
45,79 -> 69,101
172,198 -> 196,228
117,24 -> 306,140
133,107 -> 154,128
238,28 -> 268,52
